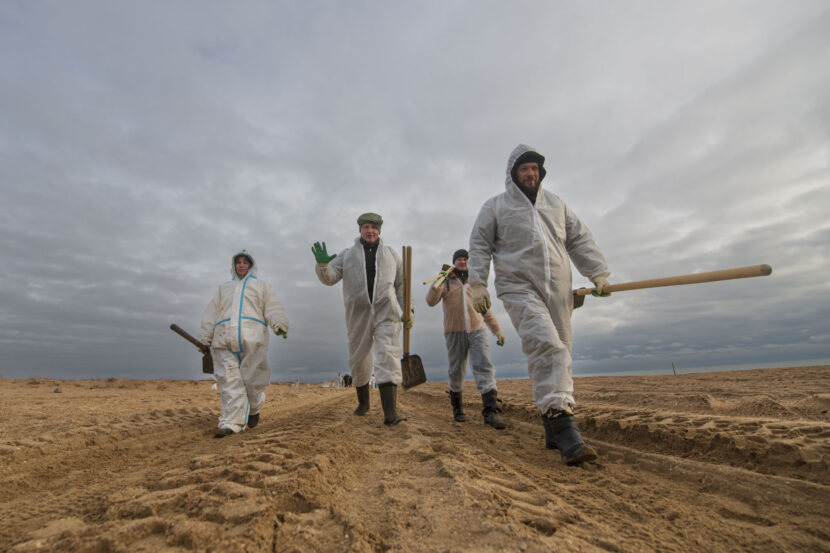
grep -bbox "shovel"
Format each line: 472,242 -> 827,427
401,245 -> 426,389
423,264 -> 453,286
170,323 -> 214,374
573,264 -> 772,308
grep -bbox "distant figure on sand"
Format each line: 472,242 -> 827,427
426,248 -> 507,428
468,145 -> 612,465
312,212 -> 411,425
198,250 -> 289,438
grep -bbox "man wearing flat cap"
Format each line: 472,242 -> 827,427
426,249 -> 507,428
312,213 -> 411,426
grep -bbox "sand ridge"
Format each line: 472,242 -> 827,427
1,366 -> 828,552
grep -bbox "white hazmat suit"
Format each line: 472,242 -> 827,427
316,237 -> 405,387
469,144 -> 609,414
198,251 -> 289,433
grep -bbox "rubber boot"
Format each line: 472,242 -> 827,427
378,383 -> 405,425
481,390 -> 507,429
449,390 -> 467,422
542,408 -> 597,465
353,384 -> 370,416
246,412 -> 260,428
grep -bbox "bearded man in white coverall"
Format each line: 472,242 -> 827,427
198,251 -> 289,438
468,145 -> 612,465
312,212 -> 411,426
426,249 -> 507,428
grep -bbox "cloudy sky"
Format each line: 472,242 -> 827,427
1,1 -> 828,383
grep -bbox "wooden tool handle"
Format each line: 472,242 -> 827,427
575,264 -> 772,296
170,323 -> 207,352
402,246 -> 411,355
423,264 -> 453,285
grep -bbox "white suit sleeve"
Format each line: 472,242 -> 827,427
262,282 -> 289,332
564,203 -> 609,279
315,251 -> 345,286
197,288 -> 221,345
468,200 -> 497,287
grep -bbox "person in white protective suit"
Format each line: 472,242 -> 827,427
198,250 -> 289,438
425,248 -> 507,428
311,212 -> 411,425
468,144 -> 612,465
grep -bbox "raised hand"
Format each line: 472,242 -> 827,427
311,241 -> 336,265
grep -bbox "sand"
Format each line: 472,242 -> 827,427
1,365 -> 828,553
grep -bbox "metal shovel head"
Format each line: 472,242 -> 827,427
401,353 -> 426,389
202,353 -> 214,374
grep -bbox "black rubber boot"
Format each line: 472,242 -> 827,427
378,383 -> 405,425
449,390 -> 467,422
542,408 -> 597,465
481,390 -> 507,429
353,384 -> 370,416
246,412 -> 260,428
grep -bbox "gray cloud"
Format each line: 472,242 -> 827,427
1,1 -> 828,381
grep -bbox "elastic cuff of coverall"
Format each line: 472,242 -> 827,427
539,393 -> 575,414
478,384 -> 498,396
447,382 -> 464,393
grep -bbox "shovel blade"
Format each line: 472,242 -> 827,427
401,354 -> 426,389
202,353 -> 214,374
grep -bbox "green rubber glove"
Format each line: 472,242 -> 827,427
496,335 -> 506,347
274,327 -> 288,339
311,241 -> 336,265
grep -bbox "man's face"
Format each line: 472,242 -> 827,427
235,257 -> 251,278
453,257 -> 468,271
360,223 -> 380,243
516,162 -> 540,191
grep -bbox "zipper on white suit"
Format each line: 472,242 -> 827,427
520,192 -> 552,300
461,282 -> 471,332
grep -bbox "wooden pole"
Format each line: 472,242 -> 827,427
402,246 -> 410,355
575,264 -> 772,296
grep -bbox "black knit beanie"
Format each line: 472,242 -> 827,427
510,150 -> 547,184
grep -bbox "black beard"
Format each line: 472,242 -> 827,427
520,179 -> 538,191
516,180 -> 539,204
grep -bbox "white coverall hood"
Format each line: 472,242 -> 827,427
231,250 -> 257,280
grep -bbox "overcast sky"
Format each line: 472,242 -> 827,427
1,1 -> 828,383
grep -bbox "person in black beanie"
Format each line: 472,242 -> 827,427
426,249 -> 507,428
468,144 -> 612,465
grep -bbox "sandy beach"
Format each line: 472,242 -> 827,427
1,365 -> 828,552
